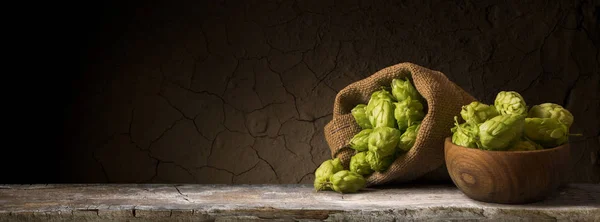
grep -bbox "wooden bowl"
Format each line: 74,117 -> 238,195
444,137 -> 570,204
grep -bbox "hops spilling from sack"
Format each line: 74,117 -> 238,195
450,91 -> 581,151
315,78 -> 426,193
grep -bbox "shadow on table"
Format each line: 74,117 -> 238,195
365,182 -> 599,207
450,184 -> 600,207
523,184 -> 600,207
366,180 -> 456,190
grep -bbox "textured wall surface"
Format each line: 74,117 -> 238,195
63,0 -> 599,184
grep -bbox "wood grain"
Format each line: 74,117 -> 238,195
0,184 -> 598,221
445,137 -> 571,204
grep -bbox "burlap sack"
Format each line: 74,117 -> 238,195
324,62 -> 475,186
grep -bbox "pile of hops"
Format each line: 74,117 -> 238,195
314,78 -> 426,193
451,91 -> 579,151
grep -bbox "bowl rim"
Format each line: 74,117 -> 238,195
443,137 -> 569,154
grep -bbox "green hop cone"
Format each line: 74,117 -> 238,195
366,89 -> 395,115
478,114 -> 526,150
494,91 -> 528,115
391,78 -> 421,102
460,101 -> 500,125
369,99 -> 396,128
351,104 -> 373,129
528,103 -> 574,128
370,88 -> 395,102
313,177 -> 328,191
315,158 -> 344,179
350,152 -> 374,176
329,170 -> 366,194
398,123 -> 421,153
394,97 -> 425,132
524,117 -> 569,148
451,116 -> 480,148
366,151 -> 394,172
313,158 -> 344,191
507,139 -> 543,151
368,126 -> 401,157
349,129 -> 373,152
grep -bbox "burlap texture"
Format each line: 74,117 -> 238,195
324,62 -> 475,186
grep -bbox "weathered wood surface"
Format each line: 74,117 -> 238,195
0,184 -> 598,222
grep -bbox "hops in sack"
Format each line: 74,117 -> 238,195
350,152 -> 373,175
394,97 -> 425,131
397,124 -> 421,153
368,126 -> 401,157
351,104 -> 372,129
348,129 -> 372,152
315,78 -> 426,193
450,91 -> 581,151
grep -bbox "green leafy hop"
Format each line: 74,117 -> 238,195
391,78 -> 422,102
349,129 -> 373,152
368,126 -> 401,157
397,123 -> 421,153
524,117 -> 569,148
366,151 -> 395,172
478,114 -> 526,150
494,91 -> 528,116
460,101 -> 500,125
528,103 -> 574,128
369,99 -> 396,128
350,152 -> 374,176
451,116 -> 479,148
394,97 -> 425,132
329,170 -> 367,194
351,104 -> 373,129
313,158 -> 344,191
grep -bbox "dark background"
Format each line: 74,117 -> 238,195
3,0 -> 598,184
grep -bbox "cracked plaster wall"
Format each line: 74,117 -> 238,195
63,0 -> 599,184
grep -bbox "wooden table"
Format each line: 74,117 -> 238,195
0,184 -> 598,221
